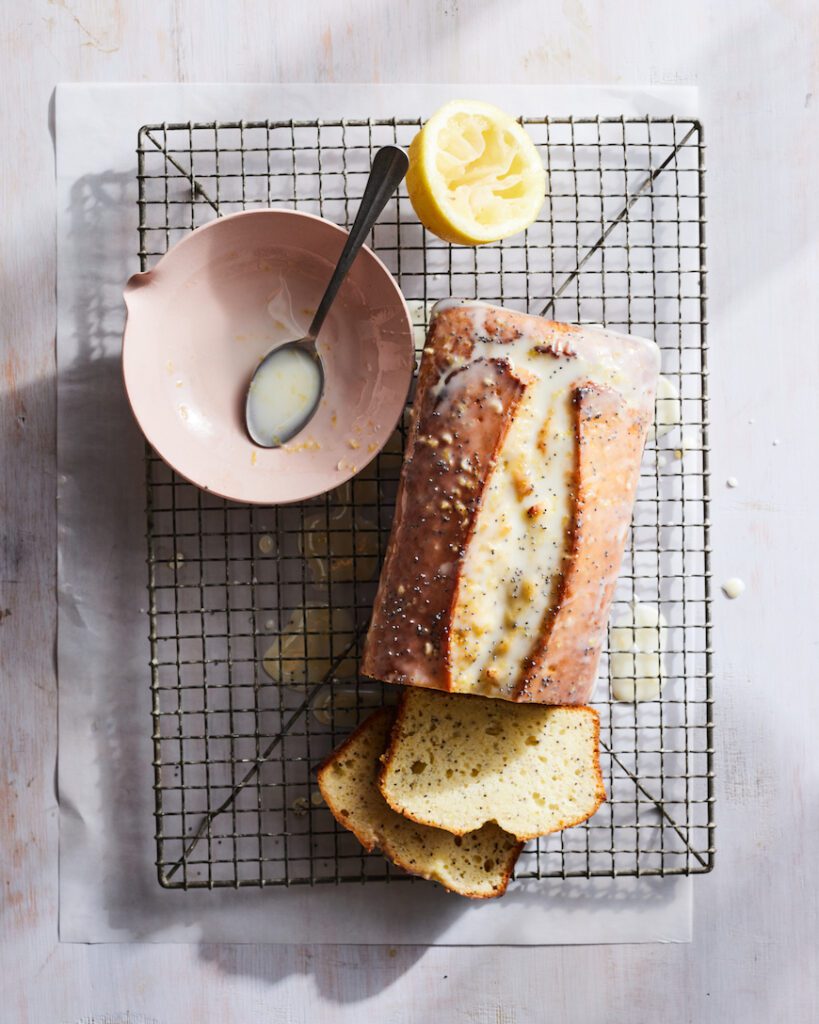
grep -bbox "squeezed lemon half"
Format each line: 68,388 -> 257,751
406,100 -> 546,246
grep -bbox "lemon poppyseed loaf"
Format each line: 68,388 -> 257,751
379,688 -> 606,841
362,300 -> 659,704
317,708 -> 522,898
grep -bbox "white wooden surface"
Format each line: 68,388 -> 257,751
1,1 -> 817,1021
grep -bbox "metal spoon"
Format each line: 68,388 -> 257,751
245,144 -> 409,448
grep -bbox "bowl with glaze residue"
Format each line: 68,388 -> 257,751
122,209 -> 415,504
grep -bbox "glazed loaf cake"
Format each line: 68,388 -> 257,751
362,300 -> 659,704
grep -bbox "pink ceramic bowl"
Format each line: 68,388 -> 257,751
123,209 -> 414,504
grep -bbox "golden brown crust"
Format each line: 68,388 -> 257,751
379,695 -> 606,842
516,382 -> 650,704
362,340 -> 528,691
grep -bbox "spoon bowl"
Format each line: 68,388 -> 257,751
122,208 -> 414,504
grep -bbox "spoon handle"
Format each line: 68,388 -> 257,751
307,144 -> 409,342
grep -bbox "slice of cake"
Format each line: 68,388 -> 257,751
379,688 -> 606,841
317,708 -> 522,898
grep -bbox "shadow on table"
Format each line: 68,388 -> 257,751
55,162 -> 455,999
194,873 -> 684,1003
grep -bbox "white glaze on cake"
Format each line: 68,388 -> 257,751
427,302 -> 659,697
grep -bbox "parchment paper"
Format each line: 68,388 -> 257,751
57,82 -> 697,944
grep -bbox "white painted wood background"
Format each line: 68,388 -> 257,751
1,1 -> 817,1021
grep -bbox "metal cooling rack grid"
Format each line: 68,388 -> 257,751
139,116 -> 713,888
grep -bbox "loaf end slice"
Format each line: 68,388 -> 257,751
317,707 -> 522,898
379,689 -> 606,841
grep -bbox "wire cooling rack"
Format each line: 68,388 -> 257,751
138,115 -> 713,888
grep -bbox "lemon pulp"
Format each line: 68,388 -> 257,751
406,100 -> 546,245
